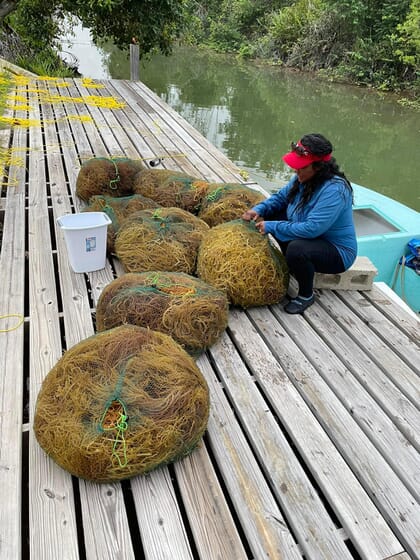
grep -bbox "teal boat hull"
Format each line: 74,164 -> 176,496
353,183 -> 420,313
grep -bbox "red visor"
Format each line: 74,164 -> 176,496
282,141 -> 332,170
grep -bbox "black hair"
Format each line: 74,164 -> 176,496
287,133 -> 353,211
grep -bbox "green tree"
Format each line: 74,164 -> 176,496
395,0 -> 420,70
1,0 -> 187,58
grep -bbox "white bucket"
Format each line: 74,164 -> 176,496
57,212 -> 111,273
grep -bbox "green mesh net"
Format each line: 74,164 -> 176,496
114,207 -> 209,274
197,219 -> 289,307
34,325 -> 210,482
82,194 -> 160,253
76,157 -> 144,201
96,271 -> 229,355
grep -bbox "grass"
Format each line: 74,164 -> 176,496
16,52 -> 75,78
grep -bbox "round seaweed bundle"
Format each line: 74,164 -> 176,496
114,207 -> 209,274
114,157 -> 145,190
34,324 -> 209,482
133,169 -> 209,213
82,194 -> 160,253
76,157 -> 144,201
132,169 -> 192,198
196,219 -> 289,307
198,183 -> 266,227
96,271 -> 229,355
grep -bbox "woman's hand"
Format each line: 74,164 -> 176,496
255,220 -> 266,234
242,209 -> 259,221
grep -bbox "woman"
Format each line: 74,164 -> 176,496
242,133 -> 357,314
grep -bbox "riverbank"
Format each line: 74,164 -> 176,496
183,1 -> 419,99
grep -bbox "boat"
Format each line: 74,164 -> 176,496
352,183 -> 420,314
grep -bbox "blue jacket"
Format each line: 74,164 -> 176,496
253,175 -> 357,270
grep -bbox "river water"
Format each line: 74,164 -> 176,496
62,28 -> 420,211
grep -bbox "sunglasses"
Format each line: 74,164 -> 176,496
291,141 -> 311,156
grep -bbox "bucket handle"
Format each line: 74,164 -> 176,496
56,215 -> 67,228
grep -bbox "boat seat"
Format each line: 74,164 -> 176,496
314,256 -> 378,291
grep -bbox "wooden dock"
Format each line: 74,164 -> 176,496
0,76 -> 419,560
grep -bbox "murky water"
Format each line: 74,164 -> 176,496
62,30 -> 420,211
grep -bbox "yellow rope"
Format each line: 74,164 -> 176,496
0,175 -> 19,186
11,76 -> 30,86
0,147 -> 25,167
81,78 -> 104,89
152,119 -> 162,133
0,115 -> 41,127
40,94 -> 125,110
21,88 -> 48,94
7,104 -> 32,111
37,76 -> 69,81
57,115 -> 94,123
7,94 -> 27,102
0,314 -> 24,333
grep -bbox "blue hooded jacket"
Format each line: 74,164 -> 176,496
252,175 -> 357,270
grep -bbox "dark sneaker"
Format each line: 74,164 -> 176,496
284,295 -> 315,315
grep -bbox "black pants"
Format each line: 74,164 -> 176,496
278,238 -> 345,297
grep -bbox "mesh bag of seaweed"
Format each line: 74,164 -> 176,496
76,157 -> 144,201
82,194 -> 160,253
132,169 -> 209,213
197,183 -> 266,227
96,271 -> 229,355
114,207 -> 209,274
34,325 -> 210,482
197,219 -> 289,308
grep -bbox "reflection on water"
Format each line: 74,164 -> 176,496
60,24 -> 111,79
138,48 -> 420,211
64,36 -> 420,211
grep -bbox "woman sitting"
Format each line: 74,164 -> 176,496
242,133 -> 357,314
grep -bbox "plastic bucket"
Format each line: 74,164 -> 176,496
57,212 -> 111,273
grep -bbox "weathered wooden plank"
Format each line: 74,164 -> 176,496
175,445 -> 249,560
0,90 -> 27,560
27,80 -> 79,560
81,482 -> 134,560
44,79 -> 218,558
105,80 -> 207,178
340,290 -> 420,372
62,81 -> 126,160
300,292 -> 420,459
73,81 -> 143,160
271,295 -> 420,497
318,289 -> 420,410
76,78 -> 189,173
115,80 -> 242,183
131,468 -> 194,560
365,283 -> 420,343
38,78 -> 135,560
210,319 -> 399,560
130,79 -> 242,177
198,353 -> 307,559
246,305 -> 419,558
50,80 -> 116,302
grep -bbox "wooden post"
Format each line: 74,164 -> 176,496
130,43 -> 140,81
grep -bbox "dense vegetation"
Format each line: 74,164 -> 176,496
0,0 -> 418,95
183,0 -> 420,95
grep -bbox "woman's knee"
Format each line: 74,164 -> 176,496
285,240 -> 309,264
